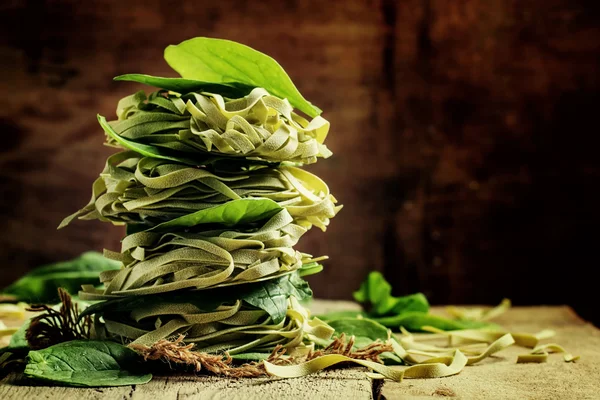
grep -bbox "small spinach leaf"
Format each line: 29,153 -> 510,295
352,272 -> 495,332
148,198 -> 282,232
24,340 -> 152,387
319,318 -> 404,365
2,252 -> 120,303
353,272 -> 429,316
98,114 -> 199,166
230,352 -> 271,361
164,37 -> 322,117
241,272 -> 312,324
326,318 -> 389,346
298,262 -> 323,277
114,74 -> 254,98
374,312 -> 494,332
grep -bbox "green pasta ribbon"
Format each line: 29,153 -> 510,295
517,343 -> 580,363
59,151 -> 341,231
79,209 -> 315,299
107,88 -> 331,165
276,323 -> 574,381
90,295 -> 334,355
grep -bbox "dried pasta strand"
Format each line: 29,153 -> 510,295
59,152 -> 341,232
517,343 -> 579,363
109,88 -> 331,165
414,326 -> 576,364
446,299 -> 511,322
264,354 -> 404,381
264,347 -> 469,382
91,296 -> 334,355
79,210 -> 314,300
421,326 -> 555,348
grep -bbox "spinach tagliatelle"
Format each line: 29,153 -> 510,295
54,37 -> 347,379
59,151 -> 341,231
109,88 -> 331,164
79,209 -> 319,299
83,291 -> 334,354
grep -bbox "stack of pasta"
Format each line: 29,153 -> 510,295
60,61 -> 341,357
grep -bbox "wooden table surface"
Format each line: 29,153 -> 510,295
2,300 -> 599,400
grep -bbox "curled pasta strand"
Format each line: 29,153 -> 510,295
79,210 -> 308,300
92,296 -> 334,355
60,152 -> 341,231
109,88 -> 331,164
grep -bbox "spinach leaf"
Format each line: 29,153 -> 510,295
317,318 -> 403,365
317,310 -> 368,321
101,114 -> 280,172
114,74 -> 254,98
7,319 -> 29,351
81,272 -> 312,325
98,115 -> 200,166
148,198 -> 282,232
353,272 -> 429,316
352,272 -> 494,332
230,352 -> 271,361
2,252 -> 120,303
298,262 -> 323,277
374,312 -> 494,332
24,340 -> 152,387
326,318 -> 389,348
241,271 -> 312,323
164,37 -> 322,117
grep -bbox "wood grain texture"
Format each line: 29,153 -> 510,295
0,0 -> 599,323
0,369 -> 373,400
2,301 -> 599,399
383,305 -> 600,399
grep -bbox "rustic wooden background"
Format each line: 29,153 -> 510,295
1,0 -> 598,324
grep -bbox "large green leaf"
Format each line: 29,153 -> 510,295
164,37 -> 322,117
352,272 -> 496,332
148,198 -> 282,232
24,340 -> 152,387
2,252 -> 120,303
114,74 -> 254,98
